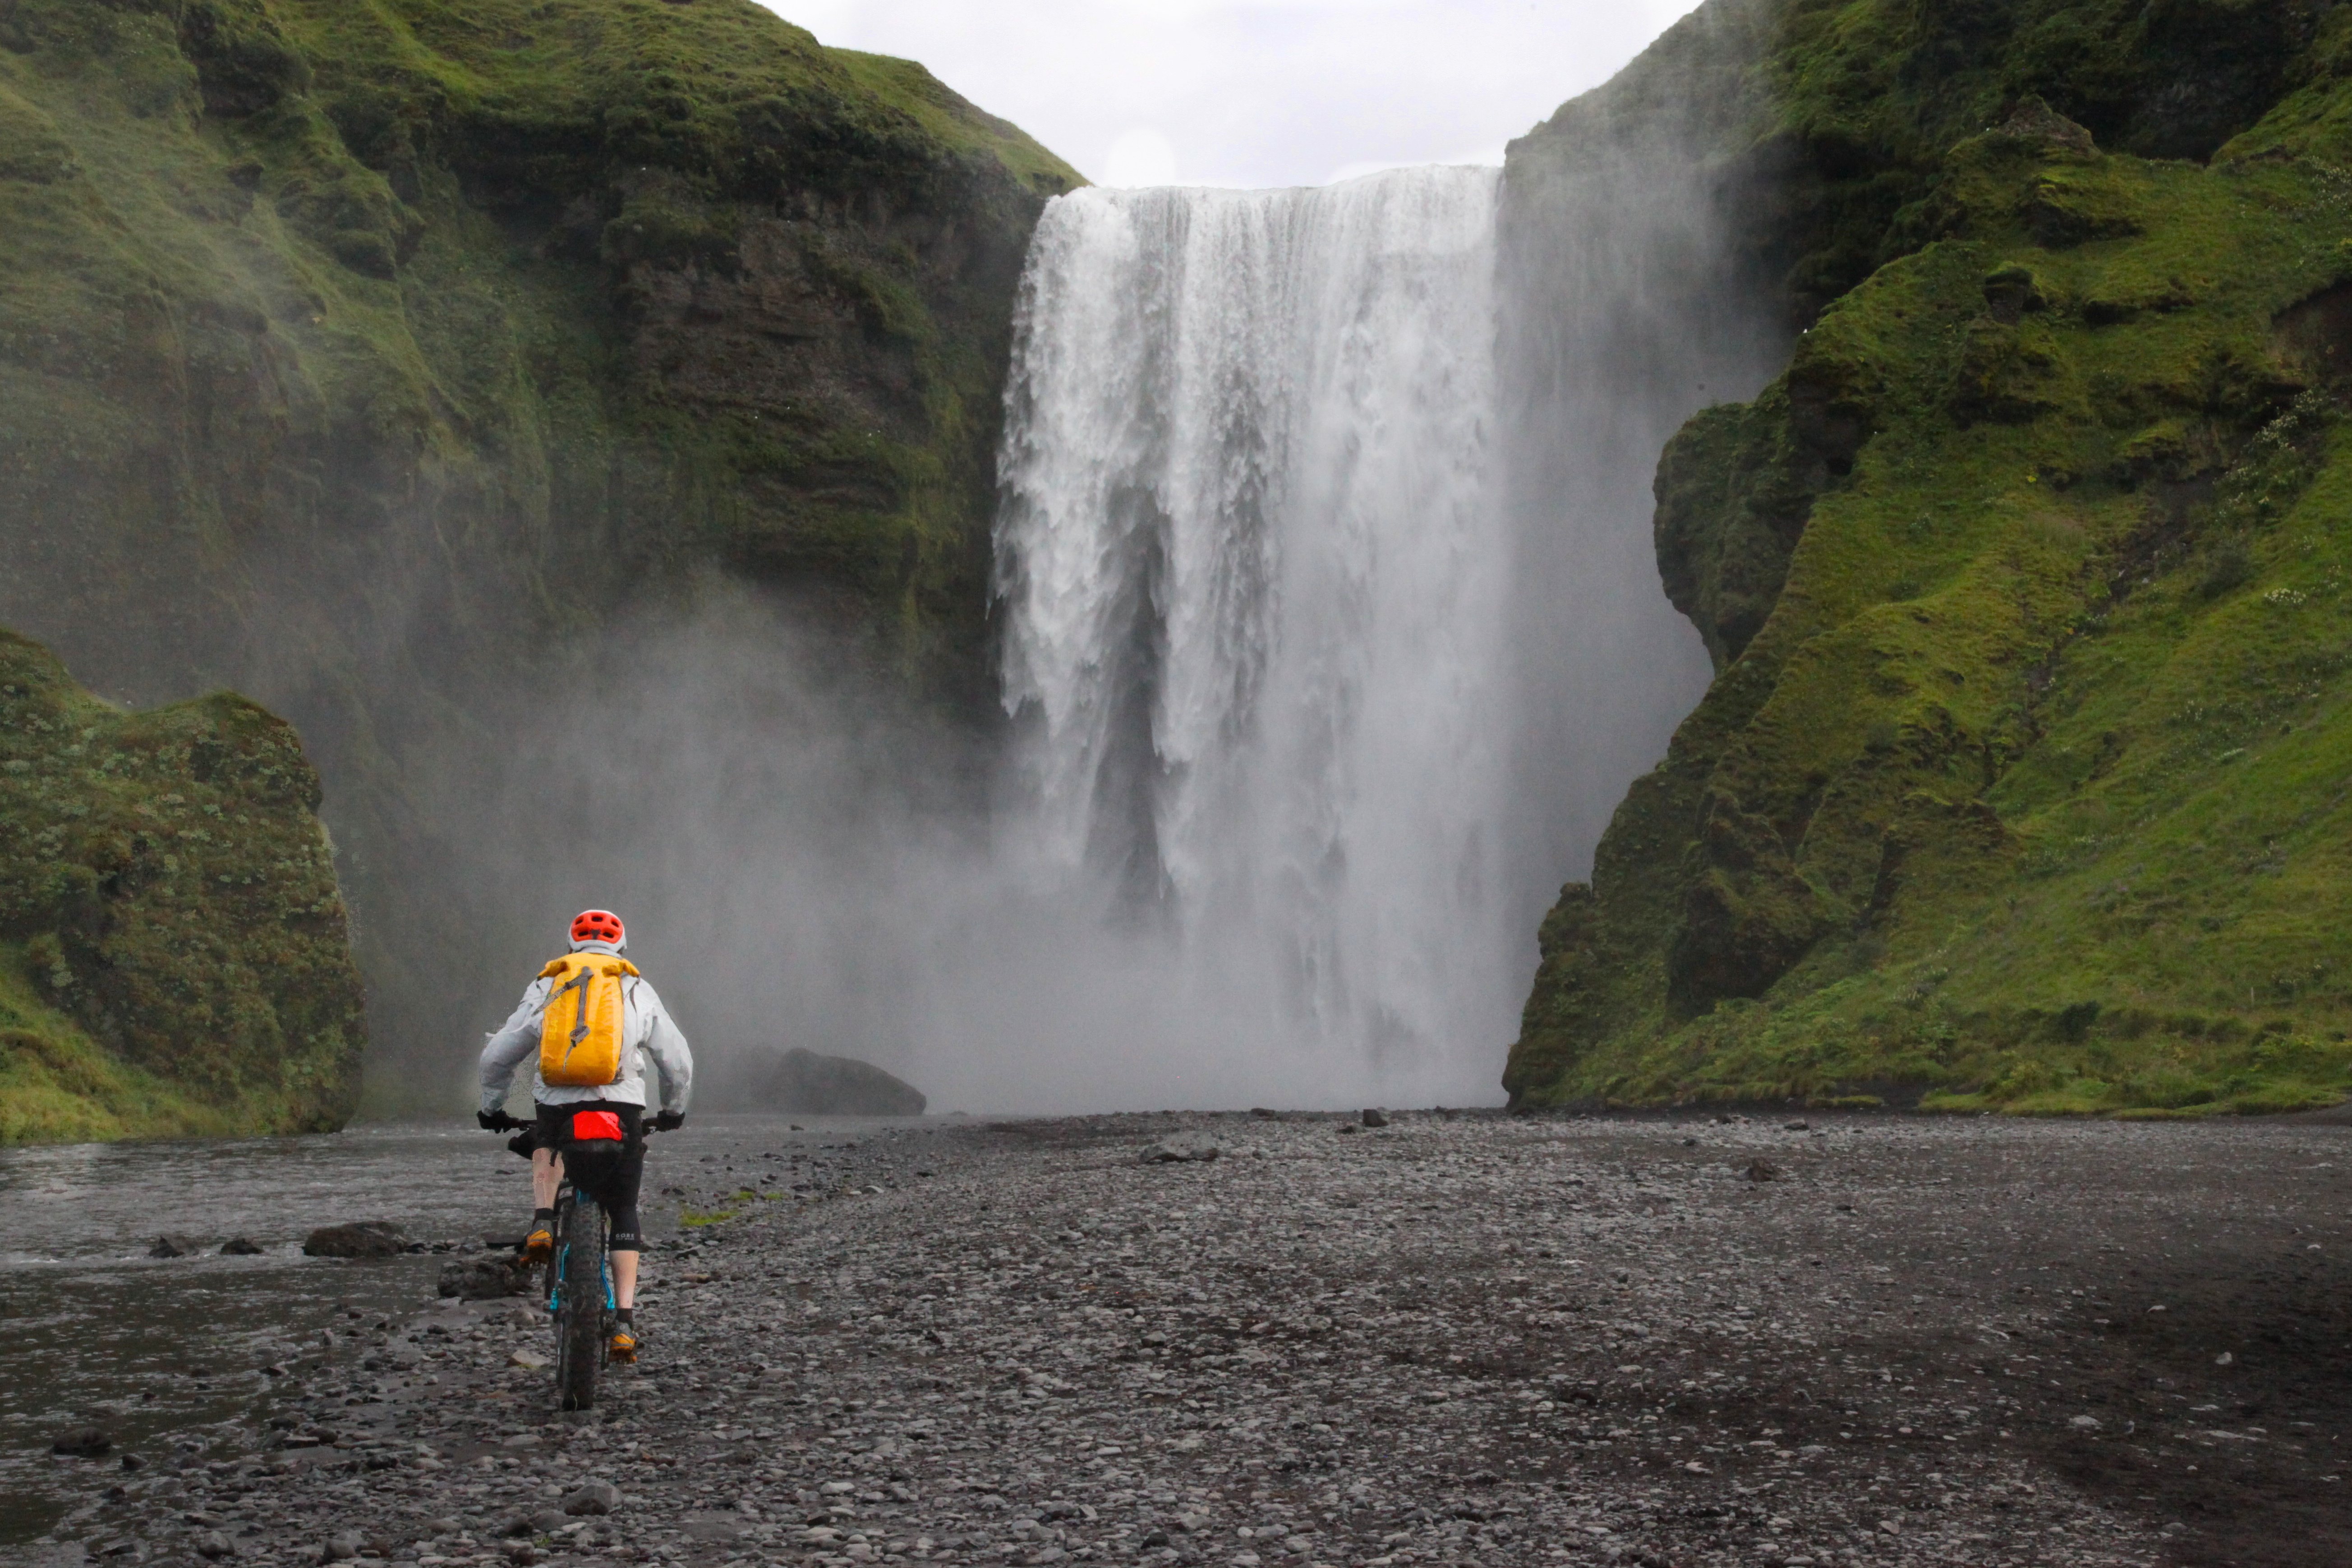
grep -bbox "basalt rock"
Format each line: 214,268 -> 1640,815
1508,0 -> 2352,1117
437,1254 -> 533,1300
744,1047 -> 927,1118
0,631 -> 365,1145
303,1222 -> 407,1260
0,0 -> 1078,1107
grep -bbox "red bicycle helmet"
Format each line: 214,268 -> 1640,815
569,908 -> 626,947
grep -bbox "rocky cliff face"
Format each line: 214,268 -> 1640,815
0,0 -> 1077,1100
0,630 -> 364,1143
1508,0 -> 2352,1116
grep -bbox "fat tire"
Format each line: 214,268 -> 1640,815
556,1193 -> 606,1411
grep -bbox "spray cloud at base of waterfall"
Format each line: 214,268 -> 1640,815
412,153 -> 1780,1117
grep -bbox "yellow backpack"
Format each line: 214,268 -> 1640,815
535,953 -> 640,1088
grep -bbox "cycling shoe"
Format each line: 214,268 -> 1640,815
608,1326 -> 639,1364
520,1224 -> 553,1265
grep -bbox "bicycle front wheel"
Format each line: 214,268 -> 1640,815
555,1194 -> 608,1411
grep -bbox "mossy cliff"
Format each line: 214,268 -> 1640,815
1508,0 -> 2352,1116
0,630 -> 364,1143
0,0 -> 1078,1089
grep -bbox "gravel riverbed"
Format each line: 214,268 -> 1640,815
20,1112 -> 2352,1568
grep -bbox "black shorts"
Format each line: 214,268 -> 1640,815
533,1100 -> 647,1252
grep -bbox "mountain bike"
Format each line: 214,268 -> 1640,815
545,1155 -> 613,1412
489,1113 -> 663,1412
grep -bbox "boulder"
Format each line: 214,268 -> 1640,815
744,1048 -> 926,1117
1360,1108 -> 1390,1128
221,1237 -> 266,1255
148,1235 -> 203,1258
438,1255 -> 533,1300
302,1221 -> 407,1259
51,1427 -> 111,1457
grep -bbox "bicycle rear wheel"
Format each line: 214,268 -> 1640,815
554,1192 -> 608,1411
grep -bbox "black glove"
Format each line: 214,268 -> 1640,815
651,1109 -> 685,1133
477,1109 -> 517,1132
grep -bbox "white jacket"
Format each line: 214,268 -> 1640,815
477,943 -> 694,1115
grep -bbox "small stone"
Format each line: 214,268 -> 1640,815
323,1533 -> 365,1563
220,1237 -> 266,1256
1877,1519 -> 1901,1535
1140,1134 -> 1220,1164
564,1480 -> 622,1516
439,1256 -> 532,1300
51,1427 -> 112,1458
148,1235 -> 203,1258
510,1349 -> 549,1370
2070,1415 -> 2100,1430
195,1532 -> 233,1560
1360,1108 -> 1388,1128
1336,1123 -> 1358,1135
1783,1121 -> 1811,1131
302,1222 -> 408,1259
2216,1352 -> 2235,1366
1746,1160 -> 1781,1182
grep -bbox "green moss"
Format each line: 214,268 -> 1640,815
0,630 -> 365,1144
1510,75 -> 2352,1117
0,0 -> 1080,1081
1532,1 -> 2343,328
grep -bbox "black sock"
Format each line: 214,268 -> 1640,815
615,1307 -> 635,1327
531,1207 -> 553,1229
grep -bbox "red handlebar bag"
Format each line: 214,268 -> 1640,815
570,1109 -> 624,1143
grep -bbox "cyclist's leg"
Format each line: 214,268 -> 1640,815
575,1108 -> 647,1360
606,1115 -> 647,1306
532,1146 -> 562,1209
524,1104 -> 569,1262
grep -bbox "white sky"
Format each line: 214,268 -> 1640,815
764,0 -> 1708,189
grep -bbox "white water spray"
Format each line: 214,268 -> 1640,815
421,153 -> 1770,1117
992,169 -> 1521,1102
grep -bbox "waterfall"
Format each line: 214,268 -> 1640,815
428,158 -> 1777,1119
993,169 -> 1523,1099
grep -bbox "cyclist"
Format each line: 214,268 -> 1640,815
477,908 -> 693,1363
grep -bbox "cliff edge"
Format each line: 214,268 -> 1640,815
0,630 -> 365,1144
0,0 -> 1080,1086
1508,0 -> 2352,1116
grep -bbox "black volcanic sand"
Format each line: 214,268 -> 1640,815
20,1112 -> 2352,1568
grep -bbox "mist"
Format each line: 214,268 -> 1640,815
0,2 -> 1790,1120
407,134 -> 1786,1117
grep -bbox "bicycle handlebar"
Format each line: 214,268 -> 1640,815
479,1113 -> 671,1134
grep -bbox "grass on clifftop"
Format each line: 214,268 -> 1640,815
1509,80 -> 2352,1117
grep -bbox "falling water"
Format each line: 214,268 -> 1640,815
384,156 -> 1772,1119
994,169 -> 1522,1099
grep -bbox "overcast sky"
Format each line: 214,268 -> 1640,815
764,0 -> 1707,189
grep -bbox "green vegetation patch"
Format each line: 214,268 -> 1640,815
0,0 -> 1080,1089
0,629 -> 365,1144
1509,81 -> 2352,1117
